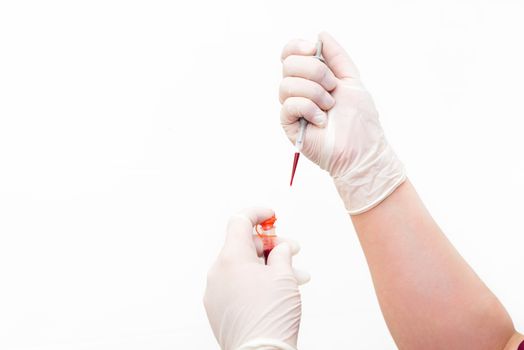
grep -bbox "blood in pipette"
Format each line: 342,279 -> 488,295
290,152 -> 300,186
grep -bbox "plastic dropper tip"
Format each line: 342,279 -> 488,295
290,152 -> 300,186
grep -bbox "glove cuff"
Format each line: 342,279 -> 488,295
236,338 -> 297,350
333,140 -> 406,215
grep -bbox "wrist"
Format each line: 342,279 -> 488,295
236,338 -> 297,350
333,140 -> 406,215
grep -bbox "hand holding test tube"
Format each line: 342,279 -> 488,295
204,208 -> 309,350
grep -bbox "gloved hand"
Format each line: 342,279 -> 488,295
279,32 -> 406,214
203,207 -> 310,350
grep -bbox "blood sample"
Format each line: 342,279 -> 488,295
289,118 -> 306,187
290,152 -> 300,186
519,340 -> 524,350
256,215 -> 277,264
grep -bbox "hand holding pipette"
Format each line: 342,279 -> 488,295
280,32 -> 405,213
289,40 -> 325,186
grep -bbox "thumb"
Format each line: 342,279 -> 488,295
319,31 -> 360,79
267,242 -> 293,272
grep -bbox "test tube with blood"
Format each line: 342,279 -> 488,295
255,215 -> 277,264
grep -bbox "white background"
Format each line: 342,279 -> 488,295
1,1 -> 524,349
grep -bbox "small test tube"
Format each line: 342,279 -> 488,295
255,215 -> 277,264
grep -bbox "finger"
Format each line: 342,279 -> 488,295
223,207 -> 275,261
267,242 -> 293,272
226,207 -> 274,246
293,268 -> 311,286
279,237 -> 300,256
282,55 -> 337,91
281,38 -> 317,61
281,97 -> 327,129
279,77 -> 335,110
252,234 -> 264,258
318,31 -> 360,79
252,236 -> 301,258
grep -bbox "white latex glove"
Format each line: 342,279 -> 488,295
280,32 -> 406,214
204,207 -> 310,350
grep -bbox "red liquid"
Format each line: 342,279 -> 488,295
518,340 -> 524,350
257,216 -> 277,265
259,234 -> 276,265
290,152 -> 300,186
263,249 -> 271,264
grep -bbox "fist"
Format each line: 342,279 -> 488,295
279,31 -> 383,178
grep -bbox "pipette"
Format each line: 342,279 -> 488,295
289,40 -> 324,186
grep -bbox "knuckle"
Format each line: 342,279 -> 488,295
281,99 -> 292,119
282,39 -> 315,60
287,79 -> 297,97
312,84 -> 325,101
282,39 -> 297,57
282,56 -> 292,72
304,99 -> 317,116
281,98 -> 298,124
280,106 -> 288,124
283,97 -> 297,112
282,55 -> 299,74
314,62 -> 327,82
279,78 -> 291,95
290,97 -> 301,109
278,80 -> 286,93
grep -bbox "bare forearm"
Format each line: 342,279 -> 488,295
350,179 -> 515,349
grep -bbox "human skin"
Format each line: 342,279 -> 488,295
350,179 -> 523,349
279,31 -> 523,349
